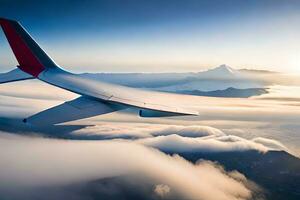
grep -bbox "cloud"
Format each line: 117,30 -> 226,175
154,184 -> 171,198
0,78 -> 299,157
72,123 -> 288,153
71,124 -> 225,139
137,134 -> 270,153
251,137 -> 289,151
0,80 -> 76,101
150,125 -> 225,137
131,125 -> 288,153
0,74 -> 297,200
0,132 -> 256,200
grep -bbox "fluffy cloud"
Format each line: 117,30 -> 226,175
150,125 -> 225,137
138,134 -> 269,153
0,80 -> 76,101
72,123 -> 288,153
0,132 -> 255,200
71,124 -> 225,139
154,184 -> 171,198
251,137 -> 289,151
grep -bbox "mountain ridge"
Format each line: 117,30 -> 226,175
80,64 -> 268,94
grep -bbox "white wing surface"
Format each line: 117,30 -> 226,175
38,68 -> 198,117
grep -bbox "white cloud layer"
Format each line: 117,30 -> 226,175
0,78 -> 296,200
138,134 -> 269,153
0,79 -> 299,157
0,132 -> 256,200
72,123 -> 288,153
72,123 -> 225,139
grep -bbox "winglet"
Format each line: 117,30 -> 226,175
0,18 -> 58,77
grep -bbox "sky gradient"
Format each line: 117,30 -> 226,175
1,0 -> 300,73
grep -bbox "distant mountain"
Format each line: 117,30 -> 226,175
197,64 -> 242,79
156,79 -> 264,92
175,87 -> 268,98
81,65 -> 267,95
239,68 -> 278,75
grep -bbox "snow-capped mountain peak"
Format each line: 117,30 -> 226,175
199,64 -> 240,79
205,64 -> 236,74
213,64 -> 235,74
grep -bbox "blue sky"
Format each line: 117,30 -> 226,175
1,0 -> 300,73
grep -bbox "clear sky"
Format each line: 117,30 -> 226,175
1,0 -> 300,73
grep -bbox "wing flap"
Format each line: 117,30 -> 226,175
24,96 -> 122,126
0,68 -> 34,83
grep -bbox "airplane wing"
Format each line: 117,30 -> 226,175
38,68 -> 199,117
0,68 -> 34,83
24,68 -> 198,126
0,17 -> 198,126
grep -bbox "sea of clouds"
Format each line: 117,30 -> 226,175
0,129 -> 267,200
0,121 -> 288,200
0,77 -> 299,200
